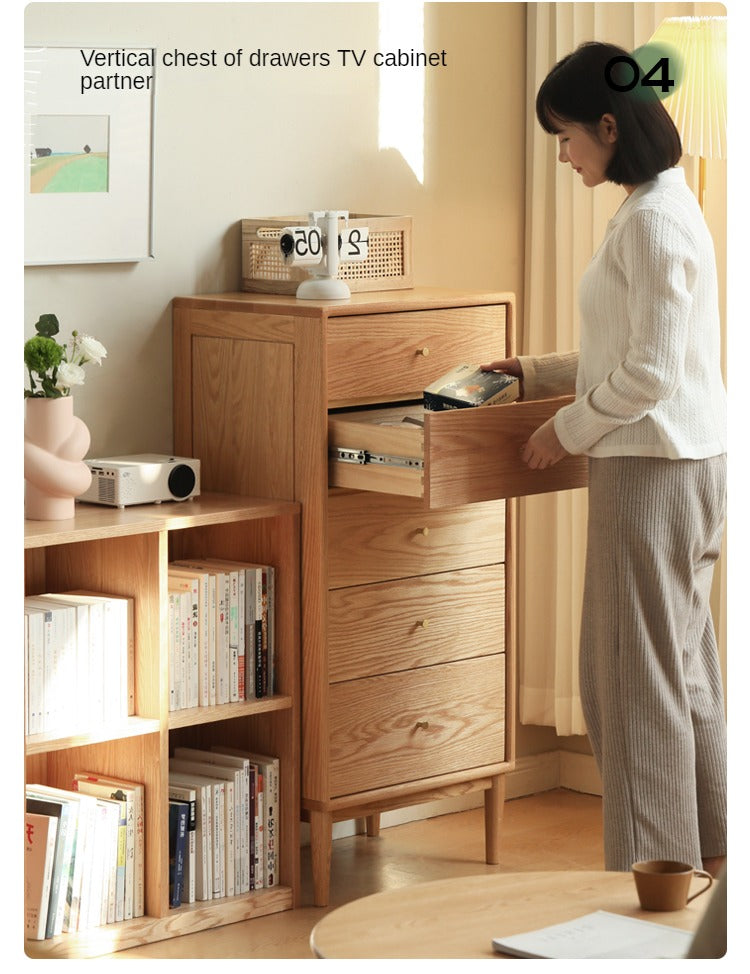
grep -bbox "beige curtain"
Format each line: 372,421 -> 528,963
520,1 -> 727,735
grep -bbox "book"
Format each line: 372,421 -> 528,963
24,606 -> 45,734
173,747 -> 252,894
23,597 -> 79,732
171,560 -> 228,706
169,757 -> 236,897
168,585 -> 191,711
200,558 -> 275,699
423,364 -> 520,411
168,782 -> 197,903
25,796 -> 69,938
72,778 -> 128,921
168,801 -> 189,908
84,797 -> 119,929
27,783 -> 99,932
25,812 -> 58,940
26,591 -> 135,731
218,747 -> 279,887
29,595 -> 98,732
71,772 -> 145,919
96,799 -> 120,925
168,566 -> 211,707
492,910 -> 695,959
168,763 -> 227,898
65,590 -> 135,723
168,773 -> 213,901
23,599 -> 64,732
196,562 -> 240,703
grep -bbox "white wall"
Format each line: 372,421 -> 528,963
24,2 -> 527,457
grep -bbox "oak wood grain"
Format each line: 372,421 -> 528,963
329,656 -> 505,796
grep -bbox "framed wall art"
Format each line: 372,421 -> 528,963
24,46 -> 155,264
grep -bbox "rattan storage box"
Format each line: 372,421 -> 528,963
241,214 -> 413,294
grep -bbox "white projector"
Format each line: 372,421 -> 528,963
78,454 -> 200,508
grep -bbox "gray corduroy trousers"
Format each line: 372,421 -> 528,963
580,454 -> 727,871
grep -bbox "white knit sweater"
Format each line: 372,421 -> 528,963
520,168 -> 726,459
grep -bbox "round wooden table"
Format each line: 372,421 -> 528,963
310,870 -> 714,959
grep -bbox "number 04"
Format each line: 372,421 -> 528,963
605,55 -> 675,95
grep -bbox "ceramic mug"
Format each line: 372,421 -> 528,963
632,860 -> 714,912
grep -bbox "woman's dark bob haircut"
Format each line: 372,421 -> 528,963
536,41 -> 682,186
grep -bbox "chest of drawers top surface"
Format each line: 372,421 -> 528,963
174,287 -> 514,319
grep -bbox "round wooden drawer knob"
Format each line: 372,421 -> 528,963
417,347 -> 430,356
418,526 -> 429,537
418,619 -> 430,629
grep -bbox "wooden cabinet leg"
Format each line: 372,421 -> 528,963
309,810 -> 333,907
484,774 -> 506,864
366,813 -> 381,837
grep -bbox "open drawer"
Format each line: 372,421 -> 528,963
329,396 -> 588,509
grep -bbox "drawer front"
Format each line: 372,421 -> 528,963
329,565 -> 505,682
327,306 -> 507,405
328,492 -> 505,588
329,655 -> 506,797
425,397 -> 589,507
328,398 -> 589,507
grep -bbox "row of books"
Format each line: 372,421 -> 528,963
25,773 -> 144,941
168,746 -> 279,904
167,558 -> 276,712
24,592 -> 134,736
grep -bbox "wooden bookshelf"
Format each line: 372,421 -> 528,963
24,493 -> 301,958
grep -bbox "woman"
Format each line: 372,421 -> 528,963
483,41 -> 727,875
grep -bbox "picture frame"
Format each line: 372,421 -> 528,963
24,46 -> 155,264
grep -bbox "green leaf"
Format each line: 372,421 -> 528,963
35,313 -> 60,338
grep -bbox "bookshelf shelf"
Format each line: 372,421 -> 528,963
25,717 -> 162,757
24,492 -> 301,957
167,694 -> 293,730
26,884 -> 294,958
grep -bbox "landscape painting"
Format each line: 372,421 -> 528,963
29,114 -> 110,193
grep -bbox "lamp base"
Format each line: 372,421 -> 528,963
296,277 -> 351,300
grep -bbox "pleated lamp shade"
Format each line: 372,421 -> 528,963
648,16 -> 727,161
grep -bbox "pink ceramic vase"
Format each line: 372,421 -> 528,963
24,396 -> 92,520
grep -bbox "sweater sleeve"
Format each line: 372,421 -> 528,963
517,350 -> 578,400
554,208 -> 695,455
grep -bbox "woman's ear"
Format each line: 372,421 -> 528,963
599,113 -> 618,143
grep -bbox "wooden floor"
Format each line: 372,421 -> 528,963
114,788 -> 603,960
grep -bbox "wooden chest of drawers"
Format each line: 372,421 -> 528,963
173,287 -> 587,906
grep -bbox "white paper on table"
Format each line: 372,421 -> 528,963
492,910 -> 694,959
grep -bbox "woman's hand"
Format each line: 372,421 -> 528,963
481,358 -> 524,399
522,417 -> 569,469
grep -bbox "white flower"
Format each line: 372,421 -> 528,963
77,334 -> 107,365
56,361 -> 86,390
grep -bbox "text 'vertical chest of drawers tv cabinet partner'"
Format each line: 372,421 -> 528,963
173,287 -> 587,906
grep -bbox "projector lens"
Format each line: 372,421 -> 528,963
168,464 -> 196,498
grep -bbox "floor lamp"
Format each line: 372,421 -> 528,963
647,16 -> 727,212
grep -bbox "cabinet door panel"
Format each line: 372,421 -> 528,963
327,492 -> 505,588
328,565 -> 505,682
329,656 -> 505,796
191,336 -> 296,499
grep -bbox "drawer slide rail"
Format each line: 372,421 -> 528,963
333,446 -> 424,471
